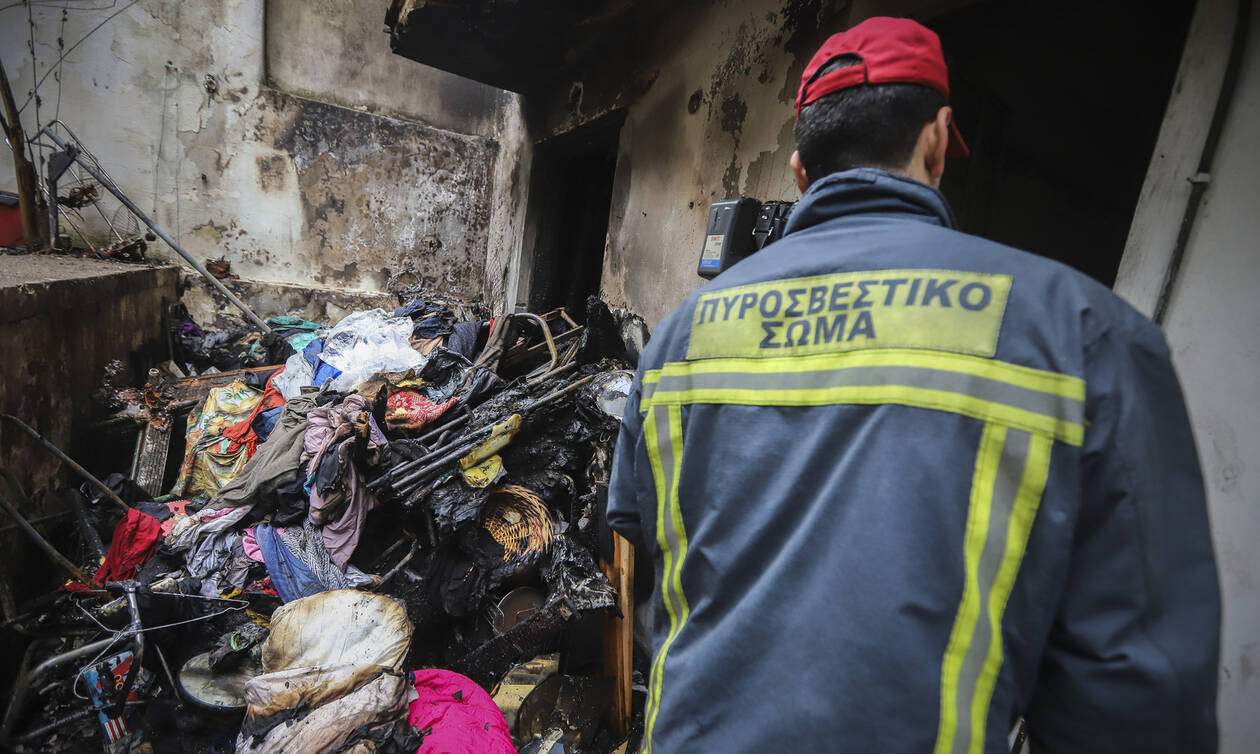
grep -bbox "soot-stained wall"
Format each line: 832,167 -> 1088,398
0,0 -> 505,312
184,88 -> 495,297
516,0 -> 853,327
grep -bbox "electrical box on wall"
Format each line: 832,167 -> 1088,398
698,198 -> 759,279
697,198 -> 794,279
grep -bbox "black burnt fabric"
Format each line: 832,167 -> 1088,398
444,321 -> 482,360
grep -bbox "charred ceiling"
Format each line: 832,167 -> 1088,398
385,0 -> 682,97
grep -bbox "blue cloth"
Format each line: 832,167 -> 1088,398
607,169 -> 1220,753
302,338 -> 325,369
251,406 -> 283,442
253,523 -> 324,604
302,339 -> 342,388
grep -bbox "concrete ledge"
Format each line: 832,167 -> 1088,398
0,256 -> 180,324
0,255 -> 179,514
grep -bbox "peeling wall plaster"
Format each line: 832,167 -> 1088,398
517,0 -> 851,327
0,0 -> 508,315
173,88 -> 496,297
599,0 -> 851,327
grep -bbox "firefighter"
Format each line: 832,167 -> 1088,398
608,16 -> 1220,754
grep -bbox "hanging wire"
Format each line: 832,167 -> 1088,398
0,1 -> 120,11
53,7 -> 66,122
64,589 -> 249,698
71,591 -> 250,636
8,0 -> 148,250
70,631 -> 129,701
25,0 -> 45,172
14,0 -> 139,115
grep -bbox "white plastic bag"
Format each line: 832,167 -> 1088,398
271,350 -> 314,400
319,309 -> 424,392
261,589 -> 412,672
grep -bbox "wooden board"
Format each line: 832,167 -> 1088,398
601,532 -> 635,739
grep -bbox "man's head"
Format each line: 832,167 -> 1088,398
791,17 -> 967,192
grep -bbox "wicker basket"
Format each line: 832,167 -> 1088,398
481,485 -> 555,563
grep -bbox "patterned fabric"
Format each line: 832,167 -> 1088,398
223,368 -> 288,458
170,381 -> 262,497
384,390 -> 458,432
278,520 -> 351,594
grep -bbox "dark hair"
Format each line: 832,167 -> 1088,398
794,55 -> 945,180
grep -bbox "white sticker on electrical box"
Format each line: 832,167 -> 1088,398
700,234 -> 725,269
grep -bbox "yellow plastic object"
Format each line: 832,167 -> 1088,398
459,414 -> 522,469
461,454 -> 504,488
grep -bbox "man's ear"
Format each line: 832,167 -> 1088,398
925,106 -> 951,181
790,150 -> 810,193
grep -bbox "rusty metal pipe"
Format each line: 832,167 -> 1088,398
0,509 -> 72,536
2,583 -> 144,749
514,312 -> 559,375
0,634 -> 118,747
0,467 -> 103,564
370,428 -> 490,491
387,434 -> 486,492
0,494 -> 92,585
38,126 -> 271,332
108,585 -> 144,718
526,359 -> 578,387
1,414 -> 131,513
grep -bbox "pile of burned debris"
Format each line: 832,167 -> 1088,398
1,296 -> 648,754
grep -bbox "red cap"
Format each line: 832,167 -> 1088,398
796,17 -> 969,158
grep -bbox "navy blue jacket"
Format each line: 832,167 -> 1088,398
608,169 -> 1220,754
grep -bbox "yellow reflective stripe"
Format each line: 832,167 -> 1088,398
651,384 -> 1081,446
648,349 -> 1083,398
936,425 -> 1051,754
936,422 -> 1006,754
641,406 -> 670,754
638,350 -> 1084,445
968,432 -> 1053,754
642,404 -> 690,754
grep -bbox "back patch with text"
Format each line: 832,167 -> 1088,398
687,269 -> 1012,360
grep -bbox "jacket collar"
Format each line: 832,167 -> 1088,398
783,167 -> 957,236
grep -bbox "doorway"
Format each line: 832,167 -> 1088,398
931,0 -> 1196,286
522,112 -> 625,321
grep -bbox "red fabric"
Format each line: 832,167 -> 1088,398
246,576 -> 278,597
224,367 -> 287,458
93,509 -> 163,585
795,17 -> 968,157
408,669 -> 515,754
386,391 -> 459,431
159,500 -> 190,537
